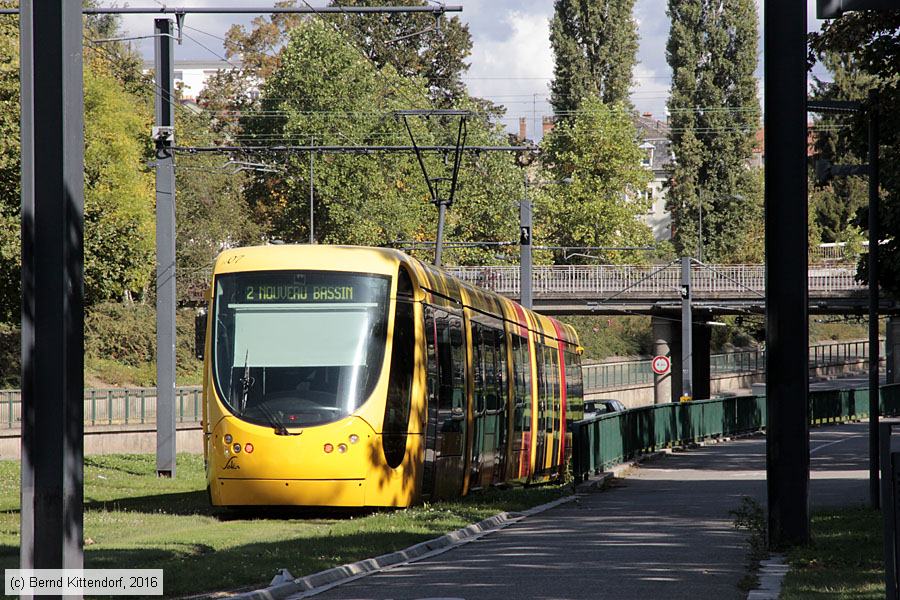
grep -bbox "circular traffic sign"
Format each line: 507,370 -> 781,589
651,355 -> 671,375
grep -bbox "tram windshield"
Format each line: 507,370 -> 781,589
212,270 -> 390,430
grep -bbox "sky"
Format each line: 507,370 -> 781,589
105,0 -> 831,139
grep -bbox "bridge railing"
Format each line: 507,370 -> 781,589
446,264 -> 862,297
583,339 -> 881,393
571,382 -> 900,481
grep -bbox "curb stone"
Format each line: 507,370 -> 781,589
231,494 -> 578,600
747,554 -> 788,599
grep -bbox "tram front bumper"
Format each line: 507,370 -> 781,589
212,477 -> 366,507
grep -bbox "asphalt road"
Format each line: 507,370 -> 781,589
296,422 -> 877,600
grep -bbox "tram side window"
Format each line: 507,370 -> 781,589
495,328 -> 507,414
484,327 -> 498,412
535,343 -> 546,432
434,314 -> 454,429
511,335 -> 530,433
565,351 -> 584,422
449,317 -> 466,419
472,323 -> 485,414
383,269 -> 414,468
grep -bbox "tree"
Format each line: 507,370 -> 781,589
173,112 -> 264,304
330,0 -> 473,107
549,0 -> 639,116
537,96 -> 654,264
82,64 -> 156,305
809,10 -> 900,294
0,12 -> 157,319
666,0 -> 762,263
239,19 -> 522,266
808,51 -> 875,244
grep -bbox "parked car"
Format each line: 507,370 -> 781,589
582,399 -> 627,419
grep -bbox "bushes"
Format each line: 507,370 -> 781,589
0,303 -> 203,387
85,302 -> 203,385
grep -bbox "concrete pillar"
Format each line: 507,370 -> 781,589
888,317 -> 900,384
651,315 -> 673,404
665,313 -> 713,402
693,312 -> 712,401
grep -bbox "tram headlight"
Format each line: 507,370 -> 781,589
337,443 -> 348,454
349,434 -> 359,444
233,443 -> 242,453
224,434 -> 233,445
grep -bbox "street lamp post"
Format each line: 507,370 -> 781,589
698,197 -> 703,263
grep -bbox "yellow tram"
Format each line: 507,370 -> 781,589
197,245 -> 583,507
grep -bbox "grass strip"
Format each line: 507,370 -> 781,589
0,454 -> 568,598
781,506 -> 883,599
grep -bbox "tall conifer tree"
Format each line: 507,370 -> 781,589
549,0 -> 638,116
666,0 -> 762,263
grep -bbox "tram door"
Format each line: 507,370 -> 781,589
470,321 -> 507,490
422,306 -> 468,500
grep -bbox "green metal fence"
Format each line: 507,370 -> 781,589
571,382 -> 900,481
582,339 -> 880,393
0,386 -> 202,429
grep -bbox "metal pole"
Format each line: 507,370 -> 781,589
309,149 -> 315,244
698,195 -> 703,263
765,0 -> 810,548
155,17 -> 177,478
520,178 -> 533,309
681,257 -> 693,401
868,89 -> 880,509
435,201 -> 446,267
19,0 -> 85,570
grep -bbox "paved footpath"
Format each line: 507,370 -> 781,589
295,423 -> 874,600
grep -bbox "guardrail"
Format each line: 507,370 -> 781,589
446,264 -> 863,298
583,339 -> 881,393
0,386 -> 202,430
571,382 -> 900,481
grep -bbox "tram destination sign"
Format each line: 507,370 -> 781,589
242,282 -> 356,303
233,271 -> 387,305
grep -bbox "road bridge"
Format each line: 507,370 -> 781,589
446,263 -> 900,402
445,263 -> 894,315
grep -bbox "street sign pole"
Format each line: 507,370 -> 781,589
680,257 -> 693,401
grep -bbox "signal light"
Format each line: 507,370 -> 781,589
337,443 -> 348,454
224,434 -> 233,444
324,443 -> 334,453
233,443 -> 242,453
349,434 -> 359,444
244,443 -> 254,454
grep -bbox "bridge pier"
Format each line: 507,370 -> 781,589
888,317 -> 900,384
654,311 -> 712,402
652,315 -> 672,404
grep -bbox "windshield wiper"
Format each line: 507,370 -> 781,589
256,401 -> 299,436
239,350 -> 254,415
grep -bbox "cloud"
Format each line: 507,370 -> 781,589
466,9 -> 555,138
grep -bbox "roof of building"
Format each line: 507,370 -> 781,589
633,113 -> 673,173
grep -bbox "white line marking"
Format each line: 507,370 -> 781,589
810,434 -> 864,455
